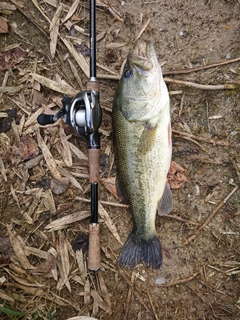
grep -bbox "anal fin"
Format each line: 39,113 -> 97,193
158,182 -> 173,216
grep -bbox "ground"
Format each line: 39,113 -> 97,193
0,0 -> 240,320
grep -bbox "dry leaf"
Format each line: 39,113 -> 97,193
0,48 -> 26,71
11,134 -> 39,163
167,161 -> 188,189
101,177 -> 118,199
51,177 -> 69,194
72,234 -> 89,253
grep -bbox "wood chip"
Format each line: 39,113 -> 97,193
59,122 -> 72,167
36,129 -> 62,180
62,0 -> 80,23
61,37 -> 89,78
50,3 -> 63,58
76,249 -> 87,283
31,73 -> 78,96
7,225 -> 32,270
57,231 -> 71,292
45,211 -> 90,231
67,317 -> 99,320
68,141 -> 88,160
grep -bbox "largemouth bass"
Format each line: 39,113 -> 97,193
112,42 -> 173,269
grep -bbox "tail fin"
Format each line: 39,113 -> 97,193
118,233 -> 162,269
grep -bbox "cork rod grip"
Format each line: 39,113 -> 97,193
88,224 -> 101,271
89,149 -> 100,183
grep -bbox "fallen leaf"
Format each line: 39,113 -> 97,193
0,48 -> 26,71
51,177 -> 69,194
72,234 -> 89,253
101,177 -> 118,199
0,108 -> 18,133
11,134 -> 39,163
167,161 -> 188,189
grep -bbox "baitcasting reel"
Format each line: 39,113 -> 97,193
37,90 -> 102,149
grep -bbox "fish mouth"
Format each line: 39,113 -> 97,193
128,42 -> 155,72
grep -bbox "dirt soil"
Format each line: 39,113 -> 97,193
0,0 -> 240,319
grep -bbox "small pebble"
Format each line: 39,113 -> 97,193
155,276 -> 166,285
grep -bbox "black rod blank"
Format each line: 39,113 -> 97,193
90,0 -> 96,79
91,182 -> 98,224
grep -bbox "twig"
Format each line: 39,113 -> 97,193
164,273 -> 198,287
124,271 -> 135,320
184,185 -> 239,245
232,159 -> 240,183
97,74 -> 237,92
175,135 -> 206,151
118,268 -> 153,315
165,214 -> 199,226
172,129 -> 230,147
164,77 -> 236,90
75,196 -> 129,208
136,18 -> 150,40
163,56 -> 240,76
147,291 -> 159,320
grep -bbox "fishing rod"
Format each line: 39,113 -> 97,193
37,0 -> 102,272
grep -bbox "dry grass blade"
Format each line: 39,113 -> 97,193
45,211 -> 90,231
31,73 -> 78,96
98,203 -> 123,245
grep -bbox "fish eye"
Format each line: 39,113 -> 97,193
124,69 -> 132,78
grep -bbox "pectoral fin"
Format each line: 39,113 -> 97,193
158,182 -> 173,216
138,121 -> 157,155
